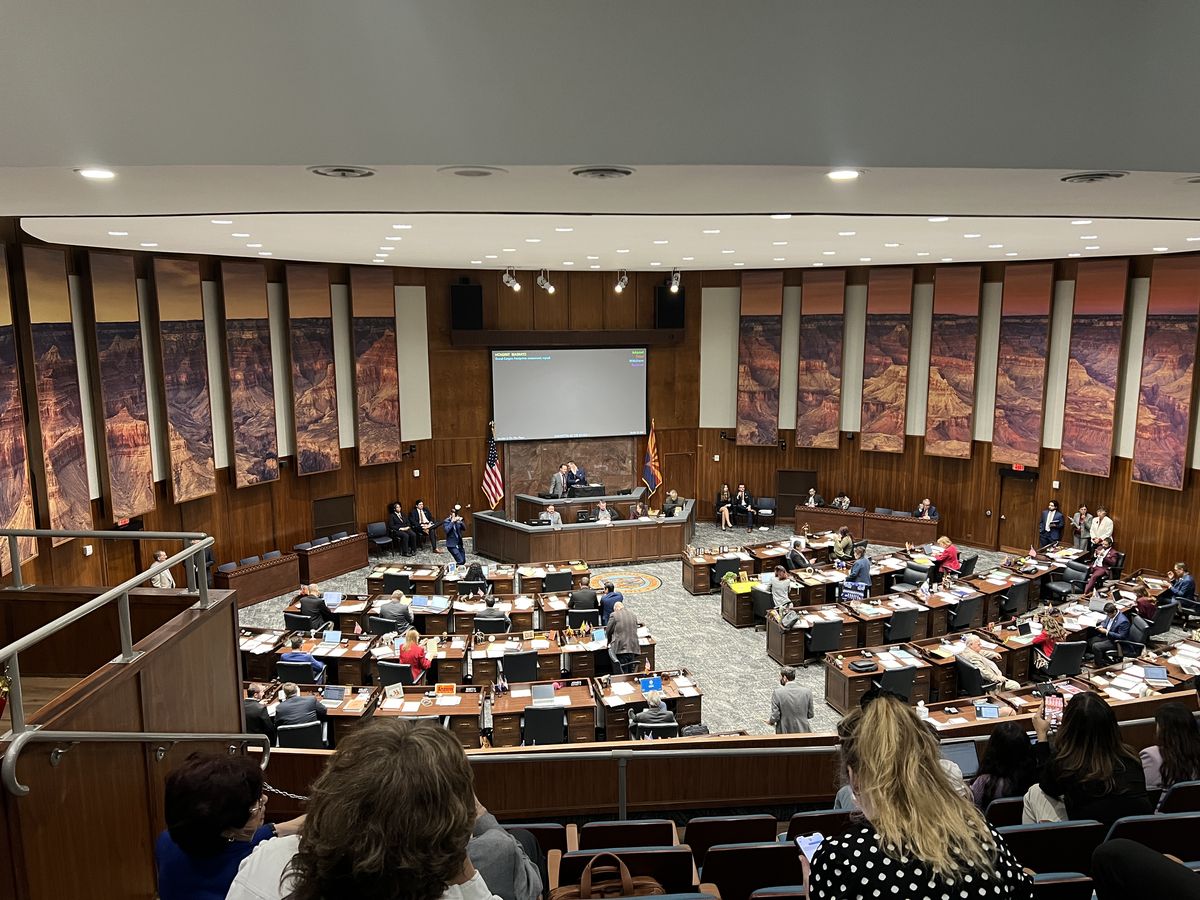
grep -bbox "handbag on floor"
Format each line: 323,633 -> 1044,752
548,852 -> 666,899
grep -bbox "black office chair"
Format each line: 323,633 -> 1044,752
948,595 -> 982,631
382,573 -> 411,594
1045,561 -> 1090,603
1145,601 -> 1178,644
293,541 -> 312,552
997,580 -> 1030,618
503,650 -> 539,683
569,588 -> 599,609
873,507 -> 892,515
379,659 -> 421,687
874,665 -> 917,702
542,571 -> 574,592
575,509 -> 592,523
331,530 -> 349,540
476,617 -> 509,635
366,522 -> 392,554
217,562 -> 237,574
457,580 -> 487,596
567,609 -> 601,630
239,555 -> 261,566
898,564 -> 929,587
263,549 -> 282,560
284,611 -> 318,631
750,587 -> 775,624
1109,551 -> 1127,582
1045,641 -> 1087,678
1114,615 -> 1152,660
852,539 -> 869,554
367,615 -> 399,636
523,706 -> 566,745
957,552 -> 978,578
276,660 -> 325,684
756,498 -> 776,526
312,536 -> 331,547
955,657 -> 996,698
276,721 -> 325,749
893,511 -> 913,518
803,619 -> 842,667
638,722 -> 680,740
710,558 -> 742,590
884,607 -> 920,643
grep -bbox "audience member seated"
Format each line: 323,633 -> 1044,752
410,499 -> 441,551
388,501 -> 417,556
595,499 -> 620,524
1092,837 -> 1200,899
764,565 -> 794,610
599,581 -> 623,625
1083,537 -> 1119,594
1165,560 -> 1196,605
1139,701 -> 1200,803
959,635 -> 1019,691
1086,601 -> 1130,664
156,752 -> 303,900
767,666 -> 813,734
630,690 -> 677,733
802,487 -> 825,508
275,682 -> 327,727
1030,607 -> 1068,673
733,483 -> 754,531
398,628 -> 432,682
297,584 -> 335,629
1030,691 -> 1151,824
226,720 -> 503,900
379,592 -> 415,631
280,637 -> 325,682
243,684 -> 276,744
808,693 -> 1032,900
913,497 -> 938,519
607,601 -> 640,674
475,595 -> 510,629
661,489 -> 684,517
715,483 -> 734,530
469,796 -> 544,900
832,526 -> 853,562
830,490 -> 851,510
971,722 -> 1038,810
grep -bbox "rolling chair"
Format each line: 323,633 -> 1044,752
502,650 -> 538,683
883,607 -> 920,642
955,657 -> 997,697
284,611 -> 320,631
331,530 -> 349,540
997,580 -> 1030,618
873,507 -> 892,515
542,571 -> 574,593
276,660 -> 326,684
367,615 -> 400,636
311,536 -> 330,547
276,721 -> 326,749
382,573 -> 411,594
893,510 -> 913,518
874,665 -> 917,702
897,564 -> 929,587
1109,551 -> 1127,582
709,558 -> 742,590
378,659 -> 422,687
755,497 -> 776,526
239,555 -> 261,567
1044,641 -> 1087,678
522,706 -> 566,745
367,522 -> 393,554
457,579 -> 488,595
638,722 -> 680,740
1045,561 -> 1090,603
567,609 -> 601,630
948,594 -> 982,631
1113,615 -> 1151,660
803,619 -> 842,667
957,552 -> 978,578
475,616 -> 509,635
1145,600 -> 1178,644
263,549 -> 282,560
750,586 -> 775,625
292,541 -> 312,552
851,538 -> 869,554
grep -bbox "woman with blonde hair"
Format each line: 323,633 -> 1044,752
397,628 -> 432,683
807,693 -> 1032,899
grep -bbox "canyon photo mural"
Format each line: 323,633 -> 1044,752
221,262 -> 279,488
286,265 -> 339,475
1060,259 -> 1129,478
154,258 -> 217,503
925,266 -> 980,459
351,267 -> 402,465
1132,256 -> 1200,490
736,270 -> 783,446
860,268 -> 914,453
796,269 -> 845,449
0,248 -> 37,575
992,263 -> 1053,468
24,245 -> 92,541
89,252 -> 154,520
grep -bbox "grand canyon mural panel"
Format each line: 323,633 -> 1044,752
1132,257 -> 1200,490
992,263 -> 1053,468
1060,259 -> 1128,478
25,245 -> 92,542
90,252 -> 154,520
860,268 -> 914,453
925,266 -> 980,459
222,262 -> 279,488
351,267 -> 402,465
286,265 -> 339,475
154,258 -> 217,503
736,270 -> 783,446
0,249 -> 37,575
796,269 -> 845,449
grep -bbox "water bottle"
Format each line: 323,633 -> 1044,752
916,701 -> 929,719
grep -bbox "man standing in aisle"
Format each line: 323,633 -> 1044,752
767,667 -> 814,734
607,601 -> 640,674
549,463 -> 569,499
443,505 -> 467,564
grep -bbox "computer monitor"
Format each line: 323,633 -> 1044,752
1017,622 -> 1033,636
939,740 -> 980,780
639,676 -> 663,693
323,591 -> 343,608
593,628 -> 606,643
412,596 -> 429,608
976,703 -> 1001,719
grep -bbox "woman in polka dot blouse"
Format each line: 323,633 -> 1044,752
805,694 -> 1033,900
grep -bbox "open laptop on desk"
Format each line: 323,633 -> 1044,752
323,591 -> 343,608
530,683 -> 556,707
939,740 -> 980,779
315,630 -> 342,650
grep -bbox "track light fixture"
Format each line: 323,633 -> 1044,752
668,268 -> 680,293
614,270 -> 629,294
501,268 -> 521,292
536,269 -> 555,294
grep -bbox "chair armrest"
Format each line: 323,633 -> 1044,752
699,883 -> 722,899
671,821 -> 680,845
548,849 -> 562,889
565,823 -> 579,851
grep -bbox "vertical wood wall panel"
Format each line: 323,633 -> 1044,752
736,270 -> 783,446
220,262 -> 279,488
795,269 -> 845,448
0,246 -> 37,574
1132,257 -> 1200,489
285,265 -> 340,475
89,252 -> 155,520
992,263 -> 1053,467
1060,259 -> 1129,477
925,266 -> 981,458
860,268 -> 914,453
350,267 -> 402,464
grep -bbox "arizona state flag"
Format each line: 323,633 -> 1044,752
642,420 -> 662,497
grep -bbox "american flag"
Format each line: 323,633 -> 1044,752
482,425 -> 504,509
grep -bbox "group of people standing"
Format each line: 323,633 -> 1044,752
1036,501 -> 1114,550
387,500 -> 469,563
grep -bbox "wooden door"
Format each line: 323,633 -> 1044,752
998,471 -> 1039,552
777,469 -> 818,523
663,451 -> 695,505
436,463 -> 476,535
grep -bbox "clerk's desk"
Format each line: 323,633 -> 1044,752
473,501 -> 694,566
514,487 -> 647,523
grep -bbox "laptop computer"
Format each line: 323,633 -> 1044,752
411,596 -> 430,608
940,740 -> 980,780
1017,622 -> 1033,636
593,628 -> 606,644
1143,665 -> 1170,682
639,676 -> 663,693
1088,596 -> 1111,612
976,703 -> 1001,719
322,591 -> 343,608
322,630 -> 342,644
322,685 -> 346,702
530,683 -> 556,707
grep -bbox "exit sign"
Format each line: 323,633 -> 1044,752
1011,464 -> 1025,472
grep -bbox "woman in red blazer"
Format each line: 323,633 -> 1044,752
397,629 -> 431,683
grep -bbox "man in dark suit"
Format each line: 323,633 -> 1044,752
1084,537 -> 1120,594
1038,500 -> 1065,548
274,682 -> 328,726
474,595 -> 510,629
913,498 -> 939,519
443,505 -> 467,564
784,540 -> 812,572
388,501 -> 417,555
565,461 -> 588,490
608,602 -> 640,674
549,464 -> 569,498
802,487 -> 825,508
1087,602 -> 1130,663
661,490 -> 684,517
630,690 -> 676,735
1165,562 -> 1196,604
298,584 -> 336,629
847,545 -> 872,596
734,483 -> 754,531
410,499 -> 440,551
595,500 -> 621,524
243,684 -> 276,743
568,588 -> 599,610
378,593 -> 414,631
600,581 -> 624,625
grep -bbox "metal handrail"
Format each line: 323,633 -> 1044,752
2,729 -> 271,796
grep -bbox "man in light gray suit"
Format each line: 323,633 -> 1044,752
630,690 -> 677,736
767,667 -> 814,734
549,463 -> 568,498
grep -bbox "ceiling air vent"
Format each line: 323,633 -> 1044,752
572,165 -> 635,180
307,165 -> 376,178
1179,175 -> 1200,184
436,165 -> 508,177
1059,171 -> 1127,184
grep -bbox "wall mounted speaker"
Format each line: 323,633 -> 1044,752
450,282 -> 484,330
654,285 -> 685,329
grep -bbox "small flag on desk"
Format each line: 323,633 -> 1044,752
642,419 -> 662,497
482,424 -> 505,510
353,620 -> 363,636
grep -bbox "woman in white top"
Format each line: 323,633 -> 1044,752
1090,506 -> 1113,545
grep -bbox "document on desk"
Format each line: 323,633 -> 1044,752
603,695 -> 625,706
320,699 -> 342,708
944,716 -> 969,725
1105,688 -> 1134,701
678,686 -> 699,697
552,696 -> 572,706
435,696 -> 462,706
510,688 -> 532,698
451,639 -> 466,649
381,699 -> 404,710
673,676 -> 693,688
691,556 -> 708,564
637,626 -> 651,638
546,598 -> 567,610
584,640 -> 606,651
325,647 -> 348,658
1123,664 -> 1145,678
514,597 -> 534,609
611,681 -> 635,696
487,647 -> 505,658
402,701 -> 422,713
531,639 -> 551,650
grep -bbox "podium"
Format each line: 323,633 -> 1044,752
568,484 -> 606,498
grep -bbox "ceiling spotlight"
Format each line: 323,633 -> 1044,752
721,249 -> 736,254
1068,252 -> 1081,257
385,236 -> 403,241
988,243 -> 1004,249
247,243 -> 263,248
1070,219 -> 1093,225
1079,234 -> 1098,240
669,268 -> 681,293
1153,246 -> 1169,252
211,219 -> 234,225
258,251 -> 273,257
859,257 -> 872,262
773,257 -> 786,262
884,242 -> 900,248
702,229 -> 721,234
1005,252 -> 1019,257
682,256 -> 695,261
927,216 -> 949,223
963,233 -> 982,239
140,242 -> 158,248
616,249 -> 630,254
1188,236 -> 1200,242
555,227 -> 574,232
770,214 -> 792,220
76,167 -> 115,180
485,254 -> 498,259
586,255 -> 599,260
941,257 -> 954,262
653,240 -> 669,245
812,262 -> 825,267
614,270 -> 629,294
822,250 -> 836,256
733,262 -> 745,267
827,169 -> 861,182
232,232 -> 250,238
392,224 -> 413,230
773,241 -> 789,246
916,251 -> 931,257
650,262 -> 662,267
502,268 -> 521,292
525,238 -> 542,243
838,231 -> 857,237
536,270 -> 555,294
1085,245 -> 1100,250
107,230 -> 128,236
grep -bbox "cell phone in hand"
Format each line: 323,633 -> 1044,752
795,832 -> 825,862
1041,693 -> 1064,727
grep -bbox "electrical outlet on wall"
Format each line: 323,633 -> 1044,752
1052,480 -> 1060,490
713,454 -> 720,462
413,469 -> 420,477
83,544 -> 93,557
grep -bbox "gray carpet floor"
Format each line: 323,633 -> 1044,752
239,524 -> 1018,736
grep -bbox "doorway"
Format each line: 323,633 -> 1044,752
997,470 -> 1039,552
662,451 -> 695,505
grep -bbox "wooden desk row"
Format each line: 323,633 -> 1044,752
791,506 -> 940,545
682,535 -> 840,596
365,561 -> 591,596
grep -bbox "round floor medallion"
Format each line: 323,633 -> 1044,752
588,571 -> 662,594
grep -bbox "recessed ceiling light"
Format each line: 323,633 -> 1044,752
928,216 -> 949,223
822,250 -> 836,256
1005,252 -> 1019,257
377,246 -> 392,251
211,219 -> 233,225
107,230 -> 128,236
139,242 -> 158,248
525,238 -> 541,243
77,167 -> 115,180
988,243 -> 1004,249
650,262 -> 662,266
1085,245 -> 1100,250
586,256 -> 599,260
733,262 -> 745,266
392,224 -> 413,230
916,251 -> 931,257
772,241 -> 788,246
372,259 -> 387,264
258,252 -> 272,257
702,229 -> 721,234
838,231 -> 857,237
773,257 -> 786,262
385,236 -> 403,241
721,249 -> 736,254
502,248 -> 516,252
247,243 -> 263,248
963,233 -> 982,238
1153,247 -> 1169,252
941,257 -> 954,262
485,254 -> 498,259
1188,236 -> 1200,242
827,169 -> 861,181
1068,252 -> 1081,257
884,242 -> 900,248
616,249 -> 630,254
590,264 -> 600,269
812,262 -> 825,267
681,256 -> 695,261
770,214 -> 792,220
859,257 -> 872,262
563,261 -> 575,266
232,232 -> 250,238
375,253 -> 388,258
653,240 -> 669,245
1079,235 -> 1098,240
470,260 -> 483,264
1071,219 -> 1093,225
555,227 -> 574,232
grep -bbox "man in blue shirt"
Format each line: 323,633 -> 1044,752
600,581 -> 624,625
1165,562 -> 1196,603
1087,601 -> 1130,665
279,637 -> 325,682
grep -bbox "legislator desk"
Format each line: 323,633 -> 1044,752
824,646 -> 933,715
997,678 -> 1198,733
216,552 -> 301,608
721,579 -> 760,629
842,596 -> 931,647
537,592 -> 570,631
964,569 -> 1031,621
889,585 -> 985,637
1084,658 -> 1193,700
370,634 -> 467,684
490,679 -> 598,746
979,623 -> 1039,684
284,593 -> 373,634
560,625 -> 656,678
1055,596 -> 1137,640
791,507 -> 939,546
682,548 -> 756,595
366,563 -> 443,595
747,534 -> 835,572
514,487 -> 647,523
257,681 -> 379,745
790,565 -> 851,606
372,684 -> 484,748
296,533 -> 368,584
452,594 -> 536,635
470,632 -> 563,685
766,605 -> 859,666
473,502 -> 694,566
910,632 -> 1014,702
595,669 -> 702,741
516,561 -> 593,594
276,634 -> 377,685
441,563 -> 517,596
922,696 -> 1025,738
240,628 -> 289,682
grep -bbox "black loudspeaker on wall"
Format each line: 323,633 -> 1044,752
450,282 -> 484,330
654,285 -> 686,329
